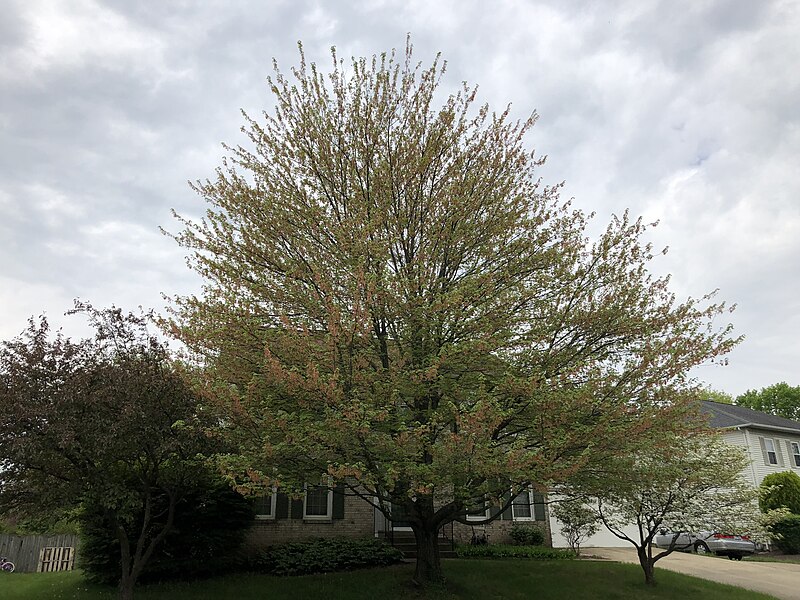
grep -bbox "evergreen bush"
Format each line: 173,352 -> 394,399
768,514 -> 800,554
759,471 -> 800,514
79,476 -> 254,584
249,538 -> 404,576
509,524 -> 545,546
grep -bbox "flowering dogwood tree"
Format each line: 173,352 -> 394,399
573,432 -> 760,585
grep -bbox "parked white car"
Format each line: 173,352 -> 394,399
653,531 -> 756,560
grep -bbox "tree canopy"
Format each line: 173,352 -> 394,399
568,431 -> 759,585
736,382 -> 800,421
0,305 -> 218,600
759,471 -> 800,514
702,387 -> 733,404
167,41 -> 739,584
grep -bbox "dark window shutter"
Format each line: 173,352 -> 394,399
501,493 -> 513,520
291,497 -> 304,519
275,493 -> 289,519
488,504 -> 501,519
533,493 -> 546,521
333,483 -> 345,519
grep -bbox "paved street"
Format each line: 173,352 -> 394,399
590,547 -> 800,600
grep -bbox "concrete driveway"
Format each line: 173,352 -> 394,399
590,547 -> 800,600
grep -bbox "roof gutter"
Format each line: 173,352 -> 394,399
718,422 -> 800,435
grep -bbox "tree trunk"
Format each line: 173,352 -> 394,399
413,526 -> 444,585
116,522 -> 137,600
637,547 -> 656,586
118,573 -> 135,600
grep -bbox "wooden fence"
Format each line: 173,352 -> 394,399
0,534 -> 79,573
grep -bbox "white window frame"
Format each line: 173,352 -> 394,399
254,487 -> 277,520
303,483 -> 333,520
511,488 -> 535,521
791,442 -> 800,467
465,498 -> 490,521
765,438 -> 778,465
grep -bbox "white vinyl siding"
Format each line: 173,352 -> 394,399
718,428 -> 800,487
747,429 -> 800,486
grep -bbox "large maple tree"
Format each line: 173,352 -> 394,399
167,41 -> 738,583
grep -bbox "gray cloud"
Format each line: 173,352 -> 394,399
1,0 -> 797,396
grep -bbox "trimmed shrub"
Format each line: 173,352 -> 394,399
768,514 -> 800,554
455,544 -> 574,560
759,471 -> 800,514
509,524 -> 545,546
551,500 -> 599,556
249,538 -> 404,576
79,477 -> 254,584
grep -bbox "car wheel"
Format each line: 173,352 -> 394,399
694,541 -> 710,555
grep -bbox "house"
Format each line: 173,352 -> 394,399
242,402 -> 800,552
699,400 -> 800,487
243,484 -> 551,553
549,400 -> 800,548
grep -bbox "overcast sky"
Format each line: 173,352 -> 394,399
1,0 -> 798,397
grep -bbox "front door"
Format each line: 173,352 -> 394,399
390,502 -> 413,531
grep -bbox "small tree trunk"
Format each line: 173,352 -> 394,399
413,526 -> 444,585
118,573 -> 135,600
116,522 -> 137,600
637,546 -> 656,586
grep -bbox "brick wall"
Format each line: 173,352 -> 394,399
242,488 -> 552,551
243,491 -> 374,551
452,516 -> 551,546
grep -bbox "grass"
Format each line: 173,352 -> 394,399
743,554 -> 800,565
0,560 -> 778,600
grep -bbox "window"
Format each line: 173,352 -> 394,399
764,438 -> 778,465
465,497 -> 489,521
254,489 -> 277,520
303,484 -> 333,520
511,488 -> 546,521
512,489 -> 533,520
792,442 -> 800,467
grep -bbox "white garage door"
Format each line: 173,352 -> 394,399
549,513 -> 640,548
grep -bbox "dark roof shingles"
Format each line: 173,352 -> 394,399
701,400 -> 800,433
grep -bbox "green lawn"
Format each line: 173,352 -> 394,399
743,554 -> 800,565
0,560 -> 778,600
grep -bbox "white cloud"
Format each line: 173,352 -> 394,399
1,0 -> 798,397
2,0 -> 157,77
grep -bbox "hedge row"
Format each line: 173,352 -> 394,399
248,537 -> 405,576
769,514 -> 800,554
455,544 -> 575,560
